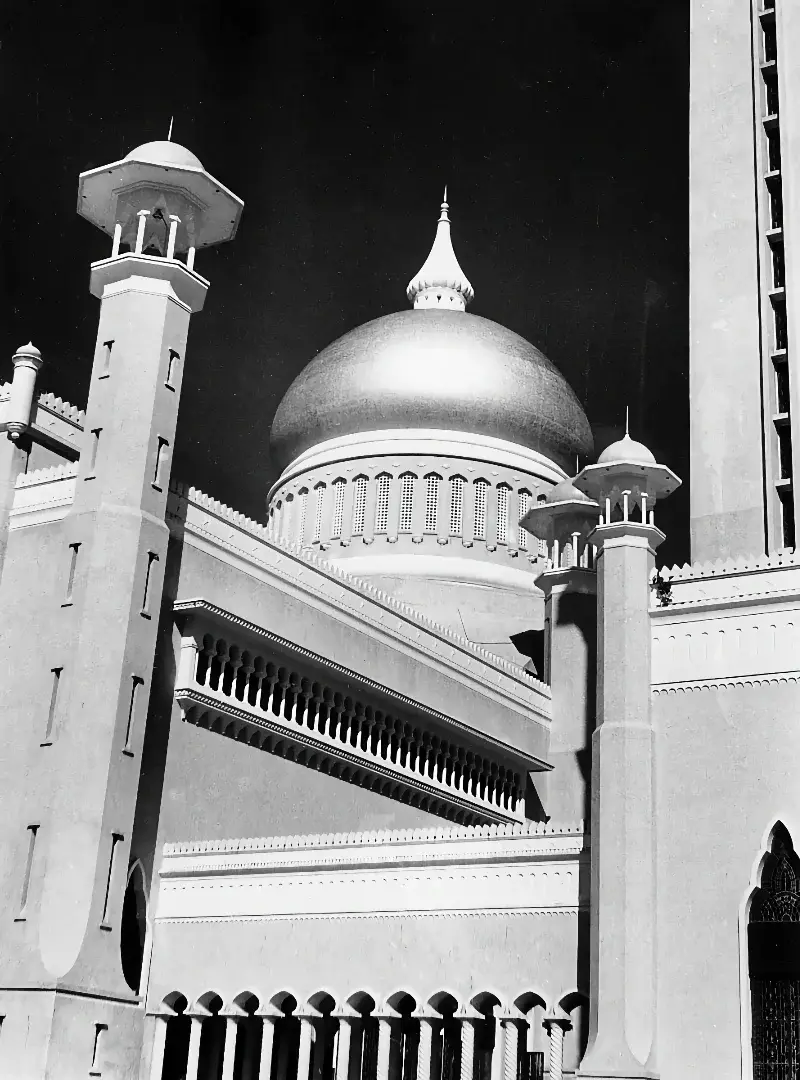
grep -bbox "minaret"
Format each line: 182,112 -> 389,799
521,478 -> 599,823
406,190 -> 474,310
572,433 -> 679,1080
0,139 -> 241,1076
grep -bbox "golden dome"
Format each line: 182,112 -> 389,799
270,310 -> 593,474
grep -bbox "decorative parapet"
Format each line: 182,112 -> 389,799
164,818 -> 586,859
169,481 -> 549,696
654,549 -> 800,608
10,462 -> 78,529
156,819 -> 588,923
15,462 -> 79,488
174,599 -> 545,825
35,391 -> 85,427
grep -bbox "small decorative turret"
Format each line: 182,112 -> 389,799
521,476 -> 600,571
6,343 -> 43,441
406,189 -> 474,310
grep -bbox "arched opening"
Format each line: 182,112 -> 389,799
428,993 -> 460,1080
161,994 -> 190,1080
559,991 -> 588,1075
231,992 -> 262,1080
195,992 -> 225,1080
748,822 -> 800,1078
120,861 -> 147,993
385,992 -> 418,1080
514,993 -> 547,1080
272,993 -> 300,1080
471,993 -> 501,1080
347,992 -> 377,1080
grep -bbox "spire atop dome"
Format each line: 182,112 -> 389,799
406,191 -> 474,311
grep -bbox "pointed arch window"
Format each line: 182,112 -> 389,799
518,489 -> 532,549
496,483 -> 511,545
748,823 -> 800,1078
449,476 -> 465,536
375,473 -> 391,533
425,473 -> 441,532
474,479 -> 488,541
352,476 -> 368,535
399,473 -> 415,533
331,479 -> 346,538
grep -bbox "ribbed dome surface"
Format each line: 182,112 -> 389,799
270,311 -> 593,474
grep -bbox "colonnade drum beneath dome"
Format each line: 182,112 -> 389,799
149,989 -> 588,1080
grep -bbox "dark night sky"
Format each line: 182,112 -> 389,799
0,0 -> 690,564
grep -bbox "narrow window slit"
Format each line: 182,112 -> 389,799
165,349 -> 180,390
152,437 -> 169,492
86,429 -> 102,478
99,340 -> 114,379
42,667 -> 63,744
140,552 -> 158,619
16,825 -> 39,920
63,543 -> 81,605
123,677 -> 144,755
89,1023 -> 108,1076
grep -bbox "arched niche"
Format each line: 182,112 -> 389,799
120,860 -> 148,994
748,822 -> 800,1077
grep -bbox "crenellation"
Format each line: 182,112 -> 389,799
15,462 -> 78,488
36,391 -> 86,427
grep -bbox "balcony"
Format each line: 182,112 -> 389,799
174,599 -> 546,825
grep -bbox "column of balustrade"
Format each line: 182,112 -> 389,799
297,1016 -> 315,1080
185,1014 -> 204,1080
259,665 -> 279,712
257,1015 -> 277,1080
460,1017 -> 475,1080
235,653 -> 254,702
221,1015 -> 239,1080
416,1014 -> 435,1080
334,1015 -> 354,1080
501,1017 -> 518,1080
544,1018 -> 568,1080
148,1016 -> 169,1080
376,1017 -> 392,1080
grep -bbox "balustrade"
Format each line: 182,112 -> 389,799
150,995 -> 576,1080
177,627 -> 526,824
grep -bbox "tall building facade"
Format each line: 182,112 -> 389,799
690,0 -> 800,560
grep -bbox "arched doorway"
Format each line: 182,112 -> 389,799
748,822 -> 800,1078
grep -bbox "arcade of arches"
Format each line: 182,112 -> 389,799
149,991 -> 587,1080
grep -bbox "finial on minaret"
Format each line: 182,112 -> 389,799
167,116 -> 174,141
625,405 -> 630,437
406,190 -> 474,311
6,342 -> 43,442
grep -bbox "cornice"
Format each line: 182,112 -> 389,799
155,908 -> 583,925
653,673 -> 800,694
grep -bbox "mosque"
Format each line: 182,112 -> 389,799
1,5 -> 800,1078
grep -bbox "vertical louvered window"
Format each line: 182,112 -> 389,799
449,476 -> 464,535
313,484 -> 326,543
518,490 -> 531,549
474,480 -> 488,540
399,473 -> 415,532
331,479 -> 346,538
496,484 -> 510,544
424,474 -> 440,532
297,489 -> 309,543
375,474 -> 391,533
352,476 -> 368,534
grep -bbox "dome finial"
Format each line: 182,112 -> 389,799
167,115 -> 174,141
406,191 -> 474,311
625,405 -> 630,438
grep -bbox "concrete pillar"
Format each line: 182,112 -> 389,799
297,1017 -> 315,1080
312,1019 -> 328,1080
335,1016 -> 354,1080
148,1016 -> 168,1080
222,1016 -> 239,1080
490,1019 -> 503,1080
185,1015 -> 204,1080
258,1016 -> 277,1080
416,1016 -> 434,1080
501,1018 -> 518,1080
546,1021 -> 566,1080
577,524 -> 662,1079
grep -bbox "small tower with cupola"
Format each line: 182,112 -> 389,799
571,431 -> 680,1080
0,139 -> 242,1078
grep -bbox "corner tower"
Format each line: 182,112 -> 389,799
268,197 -> 593,664
691,0 -> 800,560
0,139 -> 242,1078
